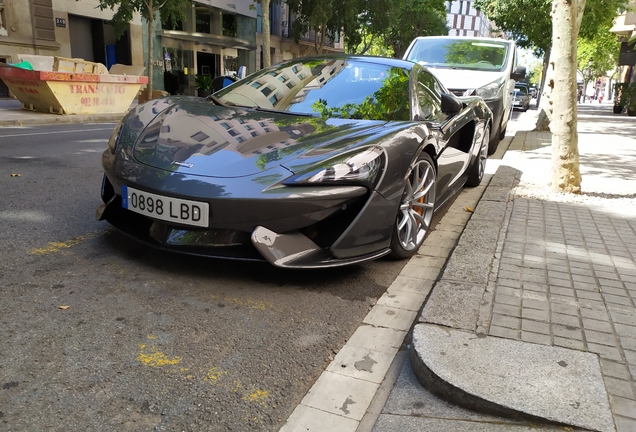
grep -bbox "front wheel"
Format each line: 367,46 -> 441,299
466,125 -> 490,187
390,153 -> 437,259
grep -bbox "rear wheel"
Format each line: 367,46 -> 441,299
390,153 -> 436,259
466,125 -> 490,187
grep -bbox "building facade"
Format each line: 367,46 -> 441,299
445,0 -> 493,37
0,0 -> 144,97
610,0 -> 636,84
149,0 -> 258,96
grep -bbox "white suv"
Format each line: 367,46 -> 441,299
403,36 -> 526,154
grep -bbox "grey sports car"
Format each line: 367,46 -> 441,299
97,55 -> 492,268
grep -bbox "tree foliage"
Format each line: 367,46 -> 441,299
386,0 -> 448,58
576,26 -> 621,91
312,67 -> 411,120
475,0 -> 627,54
98,0 -> 189,98
287,0 -> 447,58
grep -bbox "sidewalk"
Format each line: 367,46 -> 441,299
373,104 -> 636,432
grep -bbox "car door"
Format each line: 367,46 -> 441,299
415,69 -> 472,202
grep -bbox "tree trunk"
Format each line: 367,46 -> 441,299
262,0 -> 271,68
146,4 -> 154,101
549,0 -> 582,193
535,49 -> 554,131
536,48 -> 550,108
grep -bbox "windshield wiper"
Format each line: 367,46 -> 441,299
251,107 -> 315,117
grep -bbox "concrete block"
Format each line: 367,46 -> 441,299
411,324 -> 615,432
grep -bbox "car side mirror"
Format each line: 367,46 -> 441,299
511,65 -> 526,81
441,93 -> 462,114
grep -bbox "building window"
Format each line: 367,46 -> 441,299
261,86 -> 274,96
228,129 -> 239,137
223,13 -> 237,37
251,131 -> 259,137
196,10 -> 210,33
220,122 -> 231,129
251,81 -> 264,89
191,131 -> 210,142
269,93 -> 281,105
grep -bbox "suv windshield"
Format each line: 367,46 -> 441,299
405,38 -> 509,72
214,58 -> 411,121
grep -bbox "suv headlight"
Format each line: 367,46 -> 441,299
464,78 -> 506,101
283,147 -> 384,187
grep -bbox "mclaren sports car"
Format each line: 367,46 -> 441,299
97,56 -> 493,268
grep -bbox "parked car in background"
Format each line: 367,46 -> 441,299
529,87 -> 537,99
402,36 -> 526,155
96,56 -> 493,268
513,83 -> 531,111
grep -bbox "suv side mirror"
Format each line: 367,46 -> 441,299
441,93 -> 463,114
511,65 -> 526,81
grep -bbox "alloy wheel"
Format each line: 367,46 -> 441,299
396,158 -> 436,252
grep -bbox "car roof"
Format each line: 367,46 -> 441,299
290,54 -> 417,71
410,35 -> 515,46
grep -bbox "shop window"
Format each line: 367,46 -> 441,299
223,13 -> 237,37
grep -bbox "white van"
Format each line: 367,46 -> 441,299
403,36 -> 526,154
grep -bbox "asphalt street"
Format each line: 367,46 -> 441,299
0,123 -> 412,431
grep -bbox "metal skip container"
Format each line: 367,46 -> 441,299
0,62 -> 148,115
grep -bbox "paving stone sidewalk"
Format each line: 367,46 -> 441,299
373,104 -> 636,432
482,108 -> 636,431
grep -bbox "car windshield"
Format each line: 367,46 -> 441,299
405,38 -> 509,72
515,86 -> 528,95
214,58 -> 411,121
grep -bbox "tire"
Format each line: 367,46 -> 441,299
466,125 -> 490,187
498,123 -> 507,140
487,128 -> 500,156
390,153 -> 436,259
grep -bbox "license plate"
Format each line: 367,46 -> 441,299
121,185 -> 209,228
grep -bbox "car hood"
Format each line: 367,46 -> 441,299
427,67 -> 505,91
132,98 -> 387,178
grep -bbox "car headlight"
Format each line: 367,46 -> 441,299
283,147 -> 384,187
464,78 -> 505,101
